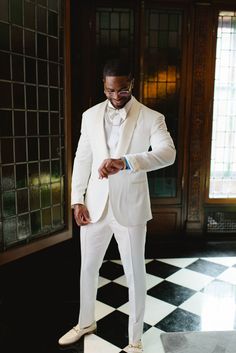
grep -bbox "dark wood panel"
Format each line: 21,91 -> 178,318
147,208 -> 181,236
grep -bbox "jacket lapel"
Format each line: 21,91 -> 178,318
95,100 -> 110,158
114,98 -> 142,158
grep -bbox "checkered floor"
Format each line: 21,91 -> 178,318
82,256 -> 236,353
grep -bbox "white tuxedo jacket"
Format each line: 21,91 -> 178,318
71,97 -> 176,226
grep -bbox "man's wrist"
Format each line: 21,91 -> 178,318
120,157 -> 126,170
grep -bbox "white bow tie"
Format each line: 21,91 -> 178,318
107,106 -> 127,121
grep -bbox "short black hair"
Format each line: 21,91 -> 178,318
103,58 -> 133,79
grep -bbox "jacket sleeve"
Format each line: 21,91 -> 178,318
71,115 -> 93,207
124,114 -> 176,172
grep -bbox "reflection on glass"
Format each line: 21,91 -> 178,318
3,191 -> 16,217
31,210 -> 41,235
30,187 -> 40,210
50,113 -> 59,135
17,214 -> 30,240
29,162 -> 39,185
41,184 -> 51,207
3,218 -> 17,246
53,205 -> 61,226
2,166 -> 15,191
17,189 -> 28,214
51,160 -> 60,181
42,208 -> 52,230
52,181 -> 61,204
51,136 -> 59,158
40,161 -> 50,184
16,164 -> 27,188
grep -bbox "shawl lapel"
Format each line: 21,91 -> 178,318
94,100 -> 109,159
113,98 -> 142,158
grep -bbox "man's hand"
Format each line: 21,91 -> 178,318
74,204 -> 91,226
98,158 -> 125,179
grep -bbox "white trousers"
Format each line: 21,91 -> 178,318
78,201 -> 147,344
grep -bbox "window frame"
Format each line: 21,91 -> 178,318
205,5 -> 236,205
0,0 -> 72,266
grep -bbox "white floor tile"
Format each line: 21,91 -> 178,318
201,257 -> 236,267
118,296 -> 175,326
143,296 -> 176,326
113,272 -> 164,290
98,276 -> 110,288
113,275 -> 127,287
146,273 -> 163,290
167,268 -> 213,291
158,257 -> 198,268
143,327 -> 166,353
84,333 -> 121,353
95,300 -> 115,321
145,259 -> 153,264
179,291 -> 205,316
122,327 -> 165,353
217,267 -> 236,285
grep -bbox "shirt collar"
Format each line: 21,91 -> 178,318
107,96 -> 134,121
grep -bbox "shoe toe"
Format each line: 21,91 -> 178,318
58,329 -> 78,345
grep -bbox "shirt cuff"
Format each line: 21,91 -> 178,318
124,156 -> 132,170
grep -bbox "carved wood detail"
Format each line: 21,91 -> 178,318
186,4 -> 212,231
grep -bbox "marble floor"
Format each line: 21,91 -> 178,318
1,240 -> 236,353
81,257 -> 236,353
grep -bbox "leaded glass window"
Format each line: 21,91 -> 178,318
209,11 -> 236,199
0,0 -> 65,251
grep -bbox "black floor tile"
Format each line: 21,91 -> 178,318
147,280 -> 196,306
97,282 -> 128,308
146,260 -> 180,279
155,308 -> 201,332
97,310 -> 129,348
186,258 -> 227,277
99,261 -> 124,280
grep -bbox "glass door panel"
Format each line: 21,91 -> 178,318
143,8 -> 182,198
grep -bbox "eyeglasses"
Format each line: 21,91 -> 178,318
104,80 -> 133,97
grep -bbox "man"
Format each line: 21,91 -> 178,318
58,59 -> 176,352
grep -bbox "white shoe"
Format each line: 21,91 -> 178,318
127,340 -> 143,353
58,322 -> 97,346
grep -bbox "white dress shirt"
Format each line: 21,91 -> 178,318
104,96 -> 133,157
